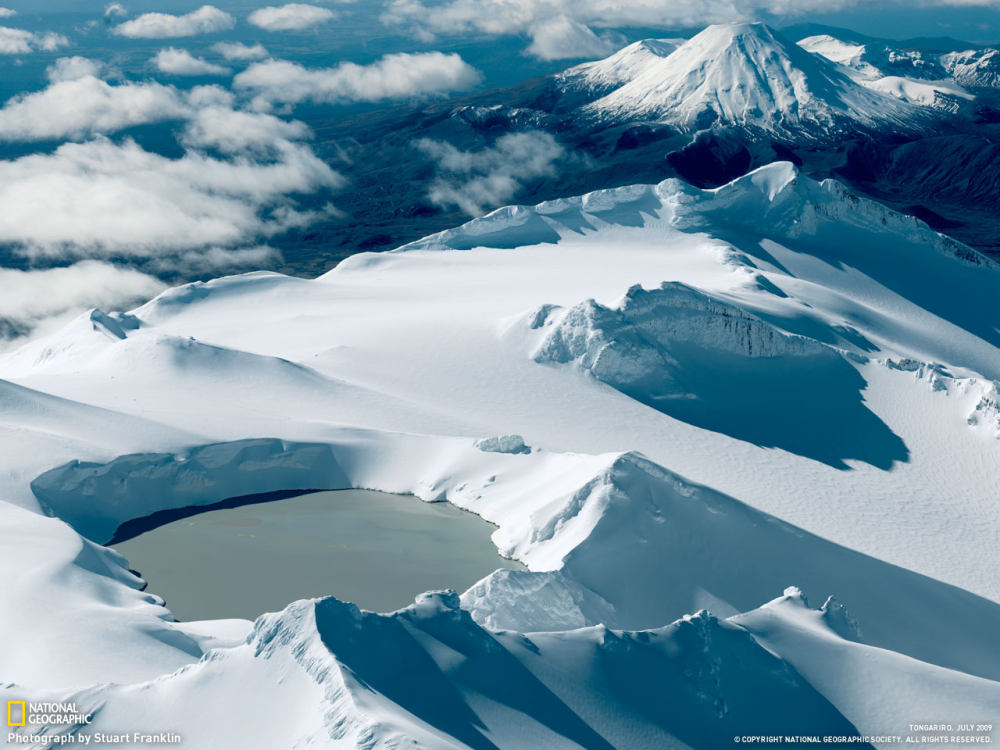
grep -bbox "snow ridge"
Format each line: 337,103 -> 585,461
196,591 -> 868,749
679,162 -> 996,268
396,160 -> 994,270
529,280 -> 828,404
248,599 -> 450,748
550,281 -> 821,358
885,357 -> 1000,438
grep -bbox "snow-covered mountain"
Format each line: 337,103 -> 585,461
248,23 -> 1000,271
799,32 -> 1000,90
57,592 -> 878,749
798,33 -> 1000,109
797,34 -> 948,82
557,37 -> 684,95
941,48 -> 1000,88
2,164 -> 999,746
580,23 -> 923,138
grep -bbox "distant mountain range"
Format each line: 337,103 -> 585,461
283,21 -> 1000,273
781,22 -> 998,53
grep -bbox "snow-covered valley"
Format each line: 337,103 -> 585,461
2,161 -> 998,747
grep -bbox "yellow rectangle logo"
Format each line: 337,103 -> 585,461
7,700 -> 26,727
7,701 -> 28,727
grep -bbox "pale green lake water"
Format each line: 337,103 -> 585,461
113,489 -> 524,621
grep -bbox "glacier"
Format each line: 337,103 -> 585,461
1,162 -> 998,747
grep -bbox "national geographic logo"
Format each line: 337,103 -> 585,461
7,700 -> 182,745
7,701 -> 25,727
6,700 -> 92,726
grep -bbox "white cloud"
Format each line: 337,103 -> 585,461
0,8 -> 16,18
46,56 -> 105,83
182,105 -> 311,154
526,16 -> 620,60
0,261 -> 165,349
0,75 -> 190,142
112,5 -> 235,39
0,137 -> 342,259
185,83 -> 237,109
145,245 -> 282,274
416,131 -> 563,216
212,41 -> 269,60
0,72 -> 281,144
153,47 -> 231,76
382,0 -> 993,41
248,4 -> 336,32
104,3 -> 127,18
234,52 -> 480,108
0,26 -> 69,54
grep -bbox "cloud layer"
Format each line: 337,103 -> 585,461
153,47 -> 231,76
526,16 -> 620,60
382,0 -> 1000,53
212,41 -> 269,61
46,57 -> 105,83
113,5 -> 235,38
416,131 -> 563,215
181,105 -> 311,154
0,136 -> 340,259
234,52 -> 480,107
248,4 -> 337,32
378,0 -> 855,37
0,74 -> 190,142
0,53 -> 336,267
0,26 -> 68,54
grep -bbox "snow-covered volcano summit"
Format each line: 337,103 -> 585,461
583,22 -> 922,138
558,37 -> 683,94
1,162 -> 998,746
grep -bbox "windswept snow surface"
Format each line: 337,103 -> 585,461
732,589 -> 1000,747
1,163 -> 999,745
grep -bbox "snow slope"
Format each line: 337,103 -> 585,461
557,38 -> 684,94
942,48 -> 1000,88
862,76 -> 972,110
798,34 -> 976,110
1,162 -> 998,744
732,589 -> 1000,747
582,23 -> 923,138
66,592 -> 873,750
798,34 -> 947,82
